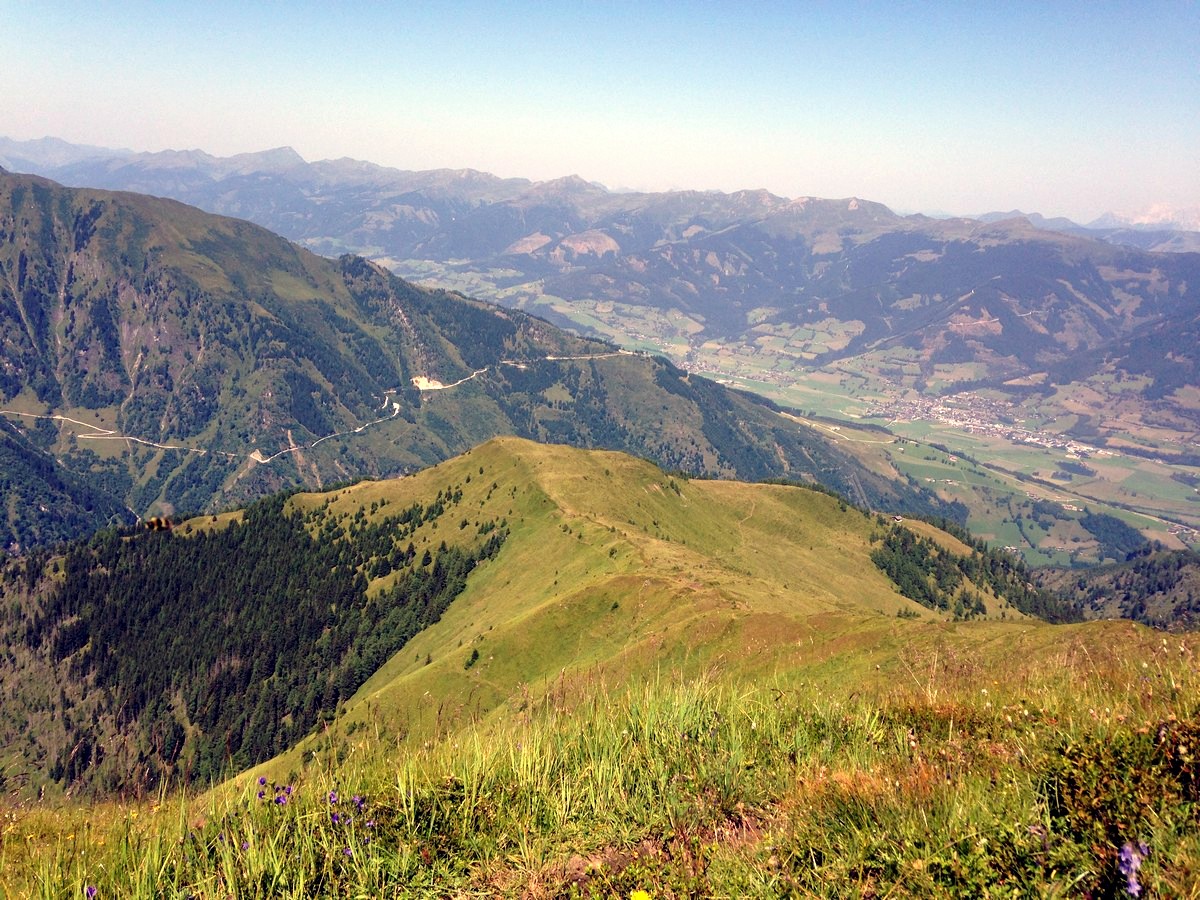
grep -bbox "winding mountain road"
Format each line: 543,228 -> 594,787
0,351 -> 638,468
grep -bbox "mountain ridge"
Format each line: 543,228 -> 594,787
12,137 -> 1197,418
0,436 -> 1060,797
0,169 -> 958,547
7,135 -> 1198,247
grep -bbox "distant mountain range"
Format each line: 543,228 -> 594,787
975,209 -> 1200,253
5,136 -> 1197,245
4,140 -> 1195,405
1091,204 -> 1200,233
4,136 -> 1198,454
0,169 -> 955,549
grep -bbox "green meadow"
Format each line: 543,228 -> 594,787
5,630 -> 1197,897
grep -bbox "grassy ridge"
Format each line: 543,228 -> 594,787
4,437 -> 935,802
5,439 -> 1197,895
273,438 -> 961,763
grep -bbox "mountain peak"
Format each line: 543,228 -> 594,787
130,147 -> 218,170
781,195 -> 895,219
536,174 -> 606,194
223,146 -> 308,175
728,188 -> 785,206
1090,204 -> 1200,232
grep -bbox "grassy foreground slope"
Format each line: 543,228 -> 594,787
3,439 -> 1199,897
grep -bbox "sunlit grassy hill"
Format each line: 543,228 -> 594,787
3,439 -> 1198,897
294,437 -> 1074,761
277,436 -> 947,757
1,437 -> 1030,802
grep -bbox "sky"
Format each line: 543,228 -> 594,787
2,1 -> 1197,222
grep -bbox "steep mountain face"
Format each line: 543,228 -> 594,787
0,416 -> 133,547
1047,304 -> 1200,404
528,211 -> 1197,368
0,438 -> 1053,797
12,140 -> 1199,440
0,171 -> 953,547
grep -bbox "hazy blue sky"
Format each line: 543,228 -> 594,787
3,1 -> 1197,221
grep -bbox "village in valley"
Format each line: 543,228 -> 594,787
864,390 -> 1113,459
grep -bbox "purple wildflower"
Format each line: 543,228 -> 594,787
352,794 -> 365,811
241,841 -> 250,851
274,794 -> 288,806
365,820 -> 376,829
1119,841 -> 1150,897
331,812 -> 341,825
343,847 -> 352,857
258,776 -> 267,786
328,791 -> 338,804
257,790 -> 265,800
85,888 -> 97,899
284,785 -> 293,796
